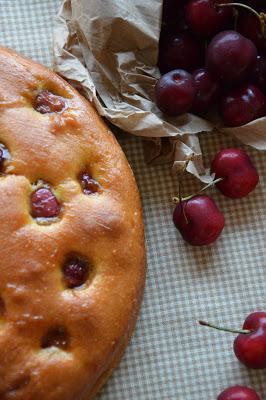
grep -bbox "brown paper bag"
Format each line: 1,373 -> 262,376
53,0 -> 266,182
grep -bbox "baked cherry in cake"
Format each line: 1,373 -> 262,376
63,257 -> 89,288
34,90 -> 66,114
31,187 -> 61,219
79,172 -> 100,195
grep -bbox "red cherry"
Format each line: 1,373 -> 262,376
206,31 -> 257,85
79,172 -> 100,195
192,68 -> 220,113
211,149 -> 259,198
200,313 -> 266,370
35,90 -> 65,114
158,33 -> 203,74
252,53 -> 266,93
237,11 -> 266,51
161,0 -> 186,36
155,69 -> 196,116
185,0 -> 233,37
63,258 -> 89,288
31,187 -> 61,219
234,312 -> 266,369
173,195 -> 225,246
218,386 -> 260,400
220,84 -> 266,127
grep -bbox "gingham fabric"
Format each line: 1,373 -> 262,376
0,1 -> 266,399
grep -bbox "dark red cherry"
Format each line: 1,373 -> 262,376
206,31 -> 257,85
200,313 -> 266,370
80,172 -> 100,195
234,312 -> 266,369
237,11 -> 266,51
185,0 -> 233,37
192,68 -> 220,113
63,258 -> 89,288
158,33 -> 203,74
211,148 -> 259,198
252,53 -> 266,93
220,84 -> 266,127
155,69 -> 196,115
218,386 -> 260,400
161,0 -> 186,36
173,195 -> 225,246
35,90 -> 65,114
31,187 -> 61,219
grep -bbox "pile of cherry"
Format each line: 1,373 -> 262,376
155,0 -> 266,127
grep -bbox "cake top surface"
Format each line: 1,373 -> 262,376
0,46 -> 145,400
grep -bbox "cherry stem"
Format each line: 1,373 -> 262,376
198,320 -> 251,335
173,177 -> 223,204
218,3 -> 266,37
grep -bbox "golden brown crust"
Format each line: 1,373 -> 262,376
0,46 -> 146,400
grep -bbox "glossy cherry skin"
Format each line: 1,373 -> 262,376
155,69 -> 196,115
63,258 -> 89,288
218,386 -> 260,400
211,149 -> 259,198
206,31 -> 257,85
79,172 -> 100,194
237,11 -> 266,51
35,90 -> 65,114
173,195 -> 225,246
158,33 -> 203,74
192,68 -> 220,113
185,0 -> 233,37
220,84 -> 266,127
252,54 -> 266,93
234,312 -> 266,369
31,188 -> 61,218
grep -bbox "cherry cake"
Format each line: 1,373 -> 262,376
0,46 -> 146,400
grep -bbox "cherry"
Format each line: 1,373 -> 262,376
173,195 -> 225,246
199,312 -> 266,369
218,386 -> 260,400
158,33 -> 203,74
211,149 -> 259,198
79,172 -> 100,195
192,68 -> 220,113
63,257 -> 89,288
185,0 -> 233,37
160,0 -> 186,36
206,31 -> 257,85
234,312 -> 266,369
31,187 -> 61,219
34,90 -> 65,114
155,69 -> 196,115
252,53 -> 266,93
237,11 -> 266,51
220,84 -> 266,127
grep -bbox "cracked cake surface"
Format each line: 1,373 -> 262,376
0,46 -> 146,400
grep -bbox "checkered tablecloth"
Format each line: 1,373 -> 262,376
1,1 -> 266,399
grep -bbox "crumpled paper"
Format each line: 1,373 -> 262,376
53,0 -> 266,182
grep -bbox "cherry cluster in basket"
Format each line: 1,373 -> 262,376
156,0 -> 266,126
